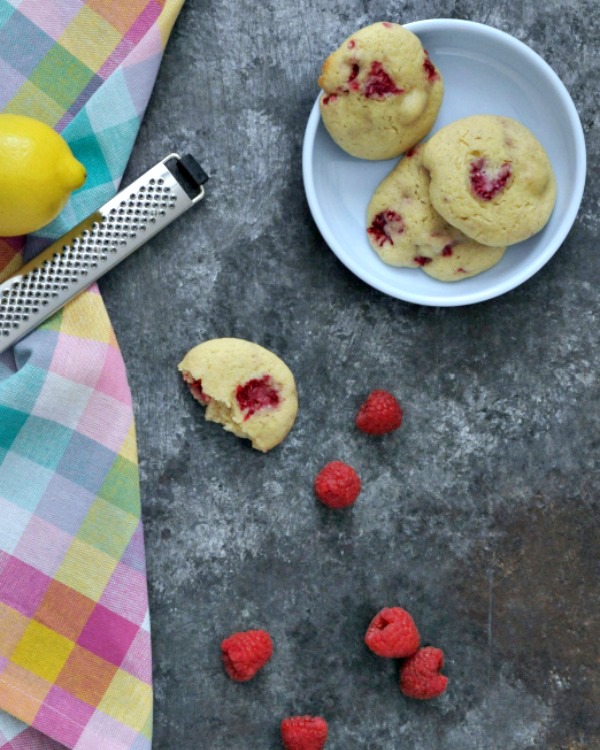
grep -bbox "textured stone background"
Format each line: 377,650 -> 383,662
99,1 -> 599,748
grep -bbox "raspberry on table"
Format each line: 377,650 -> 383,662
314,461 -> 361,509
364,607 -> 420,658
355,389 -> 403,435
281,715 -> 328,750
399,646 -> 448,699
221,629 -> 273,682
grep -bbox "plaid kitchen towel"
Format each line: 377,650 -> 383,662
0,1 -> 186,748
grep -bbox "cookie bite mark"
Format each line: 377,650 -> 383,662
414,255 -> 432,266
423,50 -> 440,82
363,61 -> 404,99
469,158 -> 513,201
236,375 -> 280,421
182,372 -> 211,404
367,209 -> 404,247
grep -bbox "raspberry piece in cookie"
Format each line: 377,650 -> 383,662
421,239 -> 505,281
422,50 -> 440,82
364,607 -> 420,658
281,715 -> 328,750
221,629 -> 273,682
366,144 -> 506,280
399,646 -> 448,699
367,209 -> 404,248
469,157 -> 513,201
236,374 -> 280,419
178,338 -> 298,452
314,461 -> 361,509
318,22 -> 443,159
422,115 -> 557,246
362,61 -> 404,98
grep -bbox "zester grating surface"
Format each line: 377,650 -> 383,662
0,155 -> 204,353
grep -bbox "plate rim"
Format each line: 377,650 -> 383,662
302,18 -> 587,307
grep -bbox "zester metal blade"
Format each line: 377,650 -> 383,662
0,153 -> 208,355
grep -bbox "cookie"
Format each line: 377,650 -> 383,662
421,241 -> 505,282
366,144 -> 505,280
318,22 -> 443,160
422,115 -> 557,246
178,338 -> 298,452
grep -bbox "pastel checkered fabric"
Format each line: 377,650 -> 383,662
0,1 -> 185,748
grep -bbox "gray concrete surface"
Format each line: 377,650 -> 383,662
100,1 -> 599,747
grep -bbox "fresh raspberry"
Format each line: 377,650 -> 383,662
281,716 -> 328,750
364,607 -> 420,658
355,390 -> 403,435
314,461 -> 361,509
399,646 -> 448,699
221,629 -> 273,682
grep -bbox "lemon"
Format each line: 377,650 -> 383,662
0,114 -> 86,236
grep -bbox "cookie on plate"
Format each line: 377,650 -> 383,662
178,338 -> 298,452
421,241 -> 506,281
318,22 -> 443,160
366,144 -> 505,280
422,114 -> 557,246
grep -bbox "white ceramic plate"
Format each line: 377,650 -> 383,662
302,19 -> 586,306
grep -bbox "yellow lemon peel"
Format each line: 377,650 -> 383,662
0,114 -> 86,236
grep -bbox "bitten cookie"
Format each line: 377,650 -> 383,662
422,115 -> 557,246
366,144 -> 505,280
318,22 -> 443,160
178,338 -> 298,452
